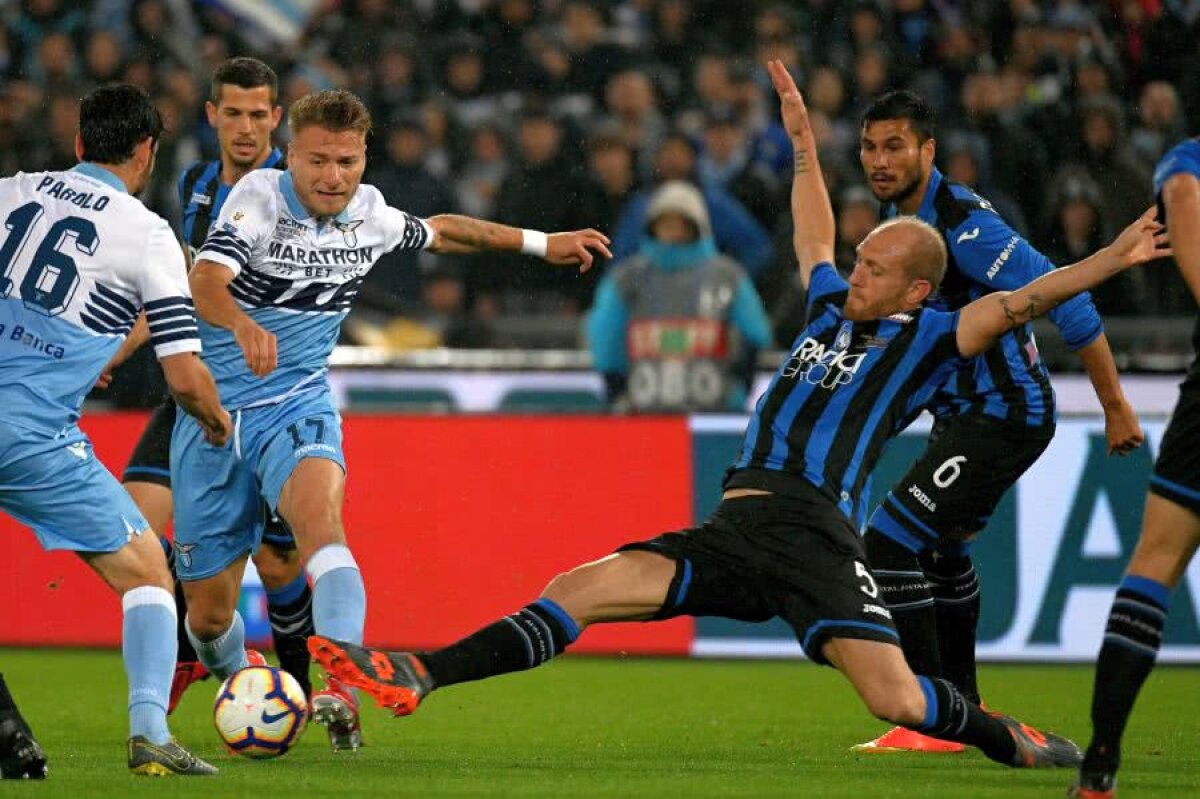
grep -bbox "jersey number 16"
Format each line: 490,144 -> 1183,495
0,201 -> 98,317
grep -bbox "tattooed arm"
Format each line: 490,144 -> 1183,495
426,215 -> 521,254
956,209 -> 1169,357
426,215 -> 612,271
767,60 -> 835,289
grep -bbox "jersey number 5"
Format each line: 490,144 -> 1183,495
0,201 -> 98,316
854,561 -> 880,598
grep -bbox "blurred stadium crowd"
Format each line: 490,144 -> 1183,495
1,0 -> 1197,355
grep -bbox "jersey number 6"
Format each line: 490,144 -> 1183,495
933,455 -> 968,489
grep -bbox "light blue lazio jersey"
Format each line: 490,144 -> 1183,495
196,169 -> 431,408
0,164 -> 200,435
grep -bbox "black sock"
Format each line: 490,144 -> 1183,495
419,598 -> 580,689
0,673 -> 15,713
911,676 -> 1016,764
865,528 -> 941,677
267,576 -> 315,697
1083,576 -> 1169,774
923,550 -> 981,704
164,544 -> 200,664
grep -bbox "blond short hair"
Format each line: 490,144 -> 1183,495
288,89 -> 372,137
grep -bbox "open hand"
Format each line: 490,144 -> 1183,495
1110,206 -> 1171,268
545,229 -> 613,272
767,59 -> 811,140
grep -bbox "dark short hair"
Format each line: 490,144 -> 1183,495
211,56 -> 279,105
860,90 -> 937,143
79,83 -> 164,164
289,89 -> 372,137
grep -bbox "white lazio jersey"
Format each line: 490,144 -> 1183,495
196,169 -> 431,408
0,164 -> 199,435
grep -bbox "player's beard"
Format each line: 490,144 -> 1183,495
228,148 -> 261,169
872,169 -> 923,206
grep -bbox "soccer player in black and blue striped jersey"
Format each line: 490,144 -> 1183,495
305,62 -> 1167,770
853,90 -> 1144,754
1070,138 -> 1200,799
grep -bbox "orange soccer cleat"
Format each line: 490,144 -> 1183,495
308,635 -> 433,718
851,726 -> 967,754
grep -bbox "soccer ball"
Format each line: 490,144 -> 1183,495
213,665 -> 308,759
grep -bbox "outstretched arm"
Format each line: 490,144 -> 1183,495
767,59 -> 835,289
425,215 -> 612,272
957,209 -> 1169,357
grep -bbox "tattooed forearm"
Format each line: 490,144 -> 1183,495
795,149 -> 811,174
999,293 -> 1041,327
445,216 -> 509,249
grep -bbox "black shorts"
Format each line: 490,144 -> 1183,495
122,396 -> 296,549
618,486 -> 899,665
1150,371 -> 1200,515
869,413 -> 1053,552
123,396 -> 176,487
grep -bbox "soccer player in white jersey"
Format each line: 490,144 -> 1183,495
0,84 -> 231,775
176,89 -> 611,751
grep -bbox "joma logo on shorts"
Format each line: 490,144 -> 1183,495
908,484 -> 937,512
862,604 -> 892,619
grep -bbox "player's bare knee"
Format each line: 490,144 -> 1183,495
541,568 -> 593,608
116,533 -> 173,593
541,561 -> 620,623
282,506 -> 343,555
185,602 -> 236,640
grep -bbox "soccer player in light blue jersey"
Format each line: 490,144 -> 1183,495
0,84 -> 231,775
176,88 -> 612,751
116,56 -> 317,715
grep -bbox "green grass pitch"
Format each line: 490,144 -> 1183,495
2,649 -> 1196,797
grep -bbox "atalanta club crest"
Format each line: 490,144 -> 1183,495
835,321 -> 853,351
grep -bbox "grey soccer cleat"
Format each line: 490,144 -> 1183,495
993,714 -> 1083,769
127,736 -> 218,776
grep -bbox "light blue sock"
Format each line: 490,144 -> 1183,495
307,544 -> 366,645
123,586 -> 176,745
186,611 -> 249,681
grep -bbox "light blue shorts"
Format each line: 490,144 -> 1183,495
0,423 -> 149,552
171,390 -> 345,581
